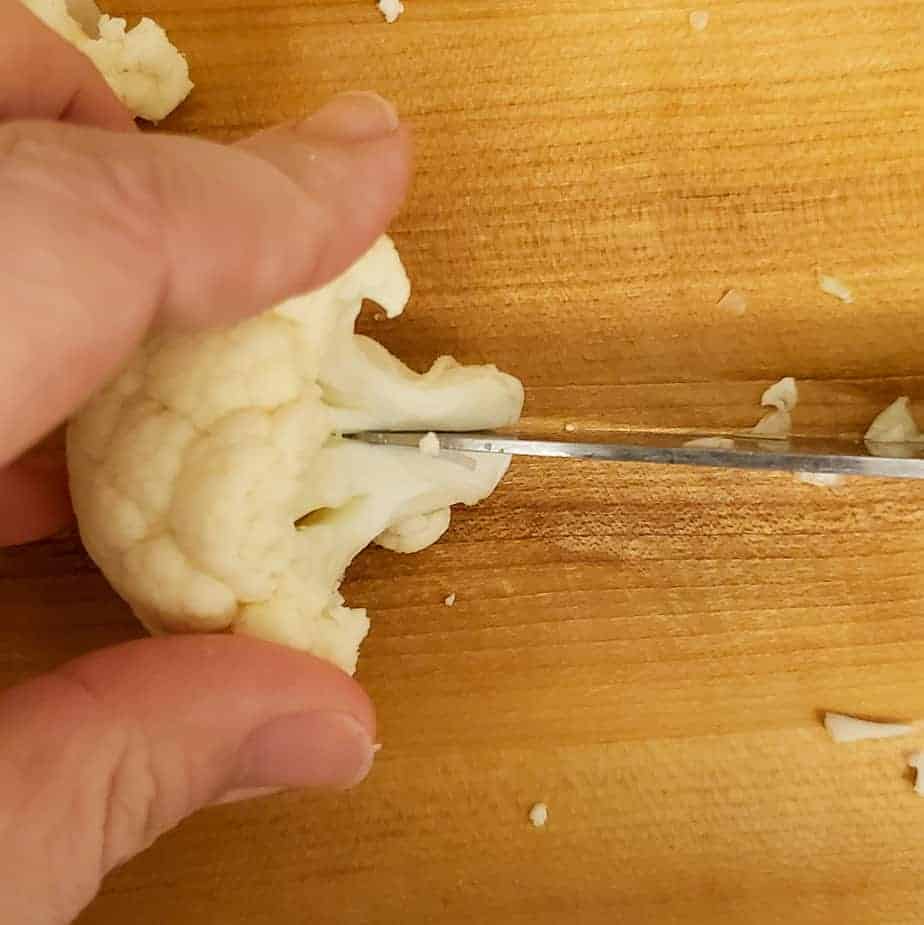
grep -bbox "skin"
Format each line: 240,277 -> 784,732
0,6 -> 413,923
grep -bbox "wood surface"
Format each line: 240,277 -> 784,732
1,0 -> 924,922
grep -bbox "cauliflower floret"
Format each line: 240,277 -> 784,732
67,237 -> 524,674
23,0 -> 193,121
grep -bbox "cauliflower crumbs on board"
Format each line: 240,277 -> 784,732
823,712 -> 913,743
378,0 -> 404,23
825,715 -> 924,796
717,288 -> 748,316
750,376 -> 798,439
689,10 -> 710,31
761,377 -> 798,413
818,274 -> 854,304
444,593 -> 456,607
528,803 -> 548,827
865,397 -> 921,444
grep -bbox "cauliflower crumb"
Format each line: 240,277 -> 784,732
761,376 -> 798,413
749,376 -> 798,439
796,472 -> 844,488
377,0 -> 404,22
683,437 -> 736,450
528,803 -> 548,828
419,432 -> 441,457
818,274 -> 854,304
689,10 -> 710,31
865,397 -> 921,444
444,592 -> 456,607
717,288 -> 747,317
564,423 -> 577,433
824,712 -> 913,743
751,409 -> 791,439
909,753 -> 924,795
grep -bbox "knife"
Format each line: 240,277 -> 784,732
349,431 -> 924,480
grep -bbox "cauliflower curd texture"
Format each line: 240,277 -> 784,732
67,239 -> 524,674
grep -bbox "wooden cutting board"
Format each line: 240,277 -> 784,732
2,1 -> 924,922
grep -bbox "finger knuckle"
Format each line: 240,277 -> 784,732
56,670 -> 185,877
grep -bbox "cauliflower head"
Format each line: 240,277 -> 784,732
67,237 -> 524,674
23,0 -> 193,121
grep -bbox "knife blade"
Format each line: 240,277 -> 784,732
348,431 -> 924,480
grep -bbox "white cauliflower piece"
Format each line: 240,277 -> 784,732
865,397 -> 921,443
717,288 -> 748,317
67,237 -> 524,675
823,712 -> 913,743
864,397 -> 924,459
750,376 -> 798,439
377,0 -> 404,23
750,409 -> 791,439
761,376 -> 798,413
818,274 -> 854,304
23,0 -> 193,121
683,437 -> 736,450
375,508 -> 451,554
528,802 -> 549,827
688,10 -> 710,32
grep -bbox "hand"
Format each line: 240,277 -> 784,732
0,6 -> 411,923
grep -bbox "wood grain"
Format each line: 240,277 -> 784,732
1,1 -> 924,922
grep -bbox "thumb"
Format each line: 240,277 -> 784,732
0,635 -> 376,925
0,91 -> 412,466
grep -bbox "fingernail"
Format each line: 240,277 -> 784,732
300,92 -> 400,143
235,711 -> 376,792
